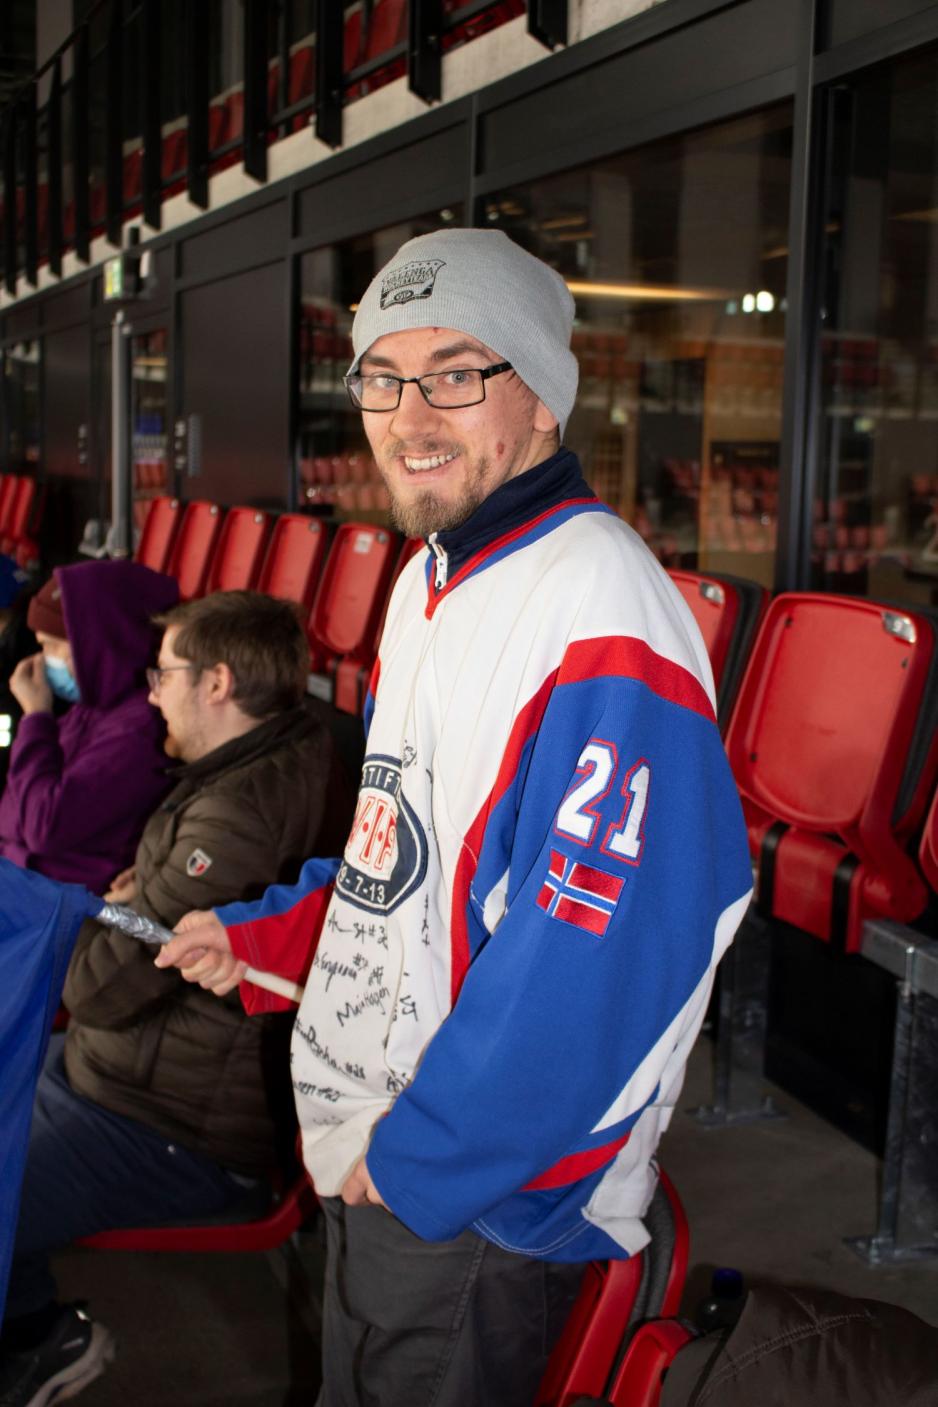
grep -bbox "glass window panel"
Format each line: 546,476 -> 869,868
4,342 -> 42,474
815,47 -> 938,607
131,331 -> 169,537
485,104 -> 793,585
298,207 -> 462,521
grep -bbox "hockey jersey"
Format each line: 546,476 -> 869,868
217,449 -> 753,1262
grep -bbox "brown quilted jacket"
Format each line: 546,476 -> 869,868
62,701 -> 355,1174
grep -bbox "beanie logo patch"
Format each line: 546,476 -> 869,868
380,259 -> 445,310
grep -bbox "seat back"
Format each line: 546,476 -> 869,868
534,1169 -> 688,1406
666,569 -> 767,728
0,476 -> 11,535
725,593 -> 938,949
204,506 -> 270,593
605,1318 -> 694,1407
309,522 -> 400,661
4,475 -> 35,544
726,594 -> 938,838
257,513 -> 329,614
135,495 -> 181,573
165,500 -> 225,600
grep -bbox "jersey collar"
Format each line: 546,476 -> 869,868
424,448 -> 608,614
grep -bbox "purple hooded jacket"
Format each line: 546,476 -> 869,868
0,560 -> 179,892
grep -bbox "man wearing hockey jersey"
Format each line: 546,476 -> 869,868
158,228 -> 753,1406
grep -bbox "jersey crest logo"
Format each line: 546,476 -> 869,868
336,754 -> 428,913
536,849 -> 625,938
185,848 -> 213,877
380,259 -> 445,309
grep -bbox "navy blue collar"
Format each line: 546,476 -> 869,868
426,448 -> 596,589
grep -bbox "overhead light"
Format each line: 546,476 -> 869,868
755,290 -> 775,311
540,214 -> 589,231
741,293 -> 756,313
565,280 -> 733,302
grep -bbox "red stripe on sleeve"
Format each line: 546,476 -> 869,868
523,1130 -> 632,1191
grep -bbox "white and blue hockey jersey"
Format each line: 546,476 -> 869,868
218,449 -> 753,1262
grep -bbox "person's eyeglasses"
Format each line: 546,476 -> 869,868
344,361 -> 513,412
146,665 -> 194,694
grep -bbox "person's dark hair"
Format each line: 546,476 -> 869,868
154,591 -> 309,720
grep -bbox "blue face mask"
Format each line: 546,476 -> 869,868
44,655 -> 81,704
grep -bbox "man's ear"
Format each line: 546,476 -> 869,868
207,661 -> 236,703
532,398 -> 559,435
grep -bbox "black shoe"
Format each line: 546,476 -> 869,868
0,1305 -> 115,1407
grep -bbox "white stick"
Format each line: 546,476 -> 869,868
243,965 -> 305,1005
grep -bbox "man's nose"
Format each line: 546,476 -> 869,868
388,380 -> 439,437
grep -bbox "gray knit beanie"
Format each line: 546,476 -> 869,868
349,228 -> 579,434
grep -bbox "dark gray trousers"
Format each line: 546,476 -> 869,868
316,1196 -> 585,1407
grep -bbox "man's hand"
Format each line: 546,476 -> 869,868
10,654 -> 52,715
341,1157 -> 387,1210
153,909 -> 247,996
104,866 -> 137,904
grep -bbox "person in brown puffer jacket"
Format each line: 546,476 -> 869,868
0,591 -> 357,1407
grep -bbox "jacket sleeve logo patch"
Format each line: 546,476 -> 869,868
536,849 -> 625,938
185,848 -> 213,878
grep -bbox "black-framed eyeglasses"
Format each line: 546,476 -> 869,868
146,664 -> 195,694
344,361 -> 513,412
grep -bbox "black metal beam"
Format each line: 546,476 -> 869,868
315,0 -> 344,149
187,0 -> 210,209
3,111 -> 16,296
409,0 -> 442,104
73,24 -> 90,262
775,0 -> 823,593
105,0 -> 123,247
243,0 -> 269,182
23,84 -> 38,286
141,0 -> 162,229
48,58 -> 63,276
527,0 -> 567,49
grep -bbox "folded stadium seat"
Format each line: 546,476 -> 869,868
0,476 -> 13,537
257,513 -> 330,618
203,506 -> 270,593
666,569 -> 768,730
287,44 -> 314,131
1,476 -> 37,555
335,535 -> 426,715
76,1161 -> 316,1254
164,500 -> 225,601
601,1318 -> 694,1407
307,523 -> 401,708
534,1169 -> 688,1407
134,495 -> 182,573
919,784 -> 938,894
724,593 -> 938,954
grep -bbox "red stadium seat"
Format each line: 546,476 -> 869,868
666,569 -> 767,728
1,476 -> 38,554
919,785 -> 938,894
164,500 -> 225,600
535,1169 -> 688,1406
204,506 -> 270,593
0,475 -> 11,534
134,495 -> 182,573
308,523 -> 400,708
602,1317 -> 694,1406
333,536 -> 425,715
77,1166 -> 316,1254
257,513 -> 330,615
725,593 -> 938,953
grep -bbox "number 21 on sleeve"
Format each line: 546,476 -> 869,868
555,739 -> 650,866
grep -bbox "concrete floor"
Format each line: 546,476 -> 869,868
51,1038 -> 938,1405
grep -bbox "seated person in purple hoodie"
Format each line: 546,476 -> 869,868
0,560 -> 179,893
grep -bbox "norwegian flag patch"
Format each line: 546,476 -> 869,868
536,849 -> 625,938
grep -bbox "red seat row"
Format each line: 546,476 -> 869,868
0,473 -> 43,570
135,496 -> 416,715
